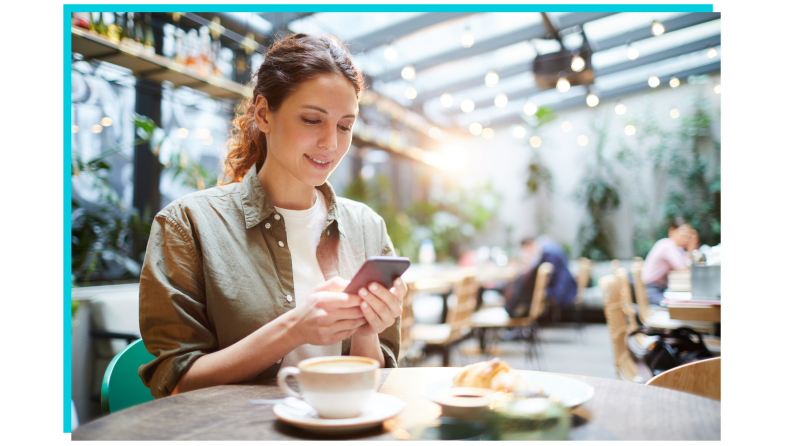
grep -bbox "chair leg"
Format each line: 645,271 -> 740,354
442,347 -> 450,367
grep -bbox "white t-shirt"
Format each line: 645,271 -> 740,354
277,189 -> 341,368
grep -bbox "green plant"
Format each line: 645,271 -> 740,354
523,105 -> 556,233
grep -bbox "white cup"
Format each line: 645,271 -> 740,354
277,356 -> 381,419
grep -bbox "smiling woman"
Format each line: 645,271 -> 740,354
137,33 -> 406,399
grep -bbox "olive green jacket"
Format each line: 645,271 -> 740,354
138,163 -> 399,398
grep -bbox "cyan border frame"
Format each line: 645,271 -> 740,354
63,2 -> 715,433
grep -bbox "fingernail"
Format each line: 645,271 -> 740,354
370,283 -> 378,291
361,302 -> 369,309
359,288 -> 368,296
395,278 -> 403,286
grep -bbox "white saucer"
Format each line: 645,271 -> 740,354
272,393 -> 405,434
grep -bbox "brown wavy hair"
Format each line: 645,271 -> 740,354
218,33 -> 365,185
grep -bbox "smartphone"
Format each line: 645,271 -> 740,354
343,256 -> 411,294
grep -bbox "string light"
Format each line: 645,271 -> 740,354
485,70 -> 499,87
100,117 -> 112,126
72,125 -> 79,133
561,121 -> 572,132
530,136 -> 542,148
615,103 -> 627,115
91,125 -> 102,134
401,65 -> 415,81
670,109 -> 680,119
469,122 -> 483,135
461,99 -> 475,113
177,128 -> 189,138
627,44 -> 639,60
571,55 -> 586,72
624,125 -> 636,135
648,76 -> 660,88
384,44 -> 398,61
428,127 -> 443,140
651,21 -> 665,36
714,84 -> 721,94
577,135 -> 588,146
461,28 -> 474,48
669,77 -> 680,88
523,101 -> 537,115
405,87 -> 417,99
482,128 -> 494,139
556,77 -> 570,92
586,93 -> 599,107
494,93 -> 508,108
440,93 -> 453,108
512,126 -> 526,139
708,47 -> 717,58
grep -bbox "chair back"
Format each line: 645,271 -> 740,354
528,262 -> 554,320
101,338 -> 155,415
615,267 -> 639,332
574,257 -> 591,304
630,258 -> 652,324
446,276 -> 478,340
599,275 -> 641,383
398,285 -> 416,360
646,357 -> 721,401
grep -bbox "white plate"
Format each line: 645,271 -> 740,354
272,393 -> 405,434
422,372 -> 595,408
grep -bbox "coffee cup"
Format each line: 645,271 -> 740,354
277,356 -> 381,419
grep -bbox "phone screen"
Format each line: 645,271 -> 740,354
343,256 -> 411,294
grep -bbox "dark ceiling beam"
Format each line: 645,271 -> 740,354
375,12 -> 616,83
411,12 -> 719,107
487,60 -> 721,128
347,12 -> 473,54
441,34 -> 720,117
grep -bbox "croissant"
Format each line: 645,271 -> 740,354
453,359 -> 543,395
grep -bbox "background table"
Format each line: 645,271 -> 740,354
72,367 -> 720,441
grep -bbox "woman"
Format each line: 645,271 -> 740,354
641,218 -> 698,304
138,34 -> 407,399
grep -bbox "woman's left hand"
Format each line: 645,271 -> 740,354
354,277 -> 408,336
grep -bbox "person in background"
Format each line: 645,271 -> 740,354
504,236 -> 577,318
641,217 -> 699,304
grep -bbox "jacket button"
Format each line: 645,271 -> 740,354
274,214 -> 281,220
265,223 -> 271,229
286,295 -> 293,302
278,241 -> 284,247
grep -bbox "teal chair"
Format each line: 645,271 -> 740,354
100,338 -> 155,415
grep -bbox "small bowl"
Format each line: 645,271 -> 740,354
428,387 -> 495,419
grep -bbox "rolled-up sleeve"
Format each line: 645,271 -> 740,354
138,207 -> 216,398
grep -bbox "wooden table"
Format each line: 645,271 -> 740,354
72,367 -> 720,441
662,292 -> 721,323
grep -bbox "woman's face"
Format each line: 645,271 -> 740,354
255,74 -> 358,187
669,224 -> 692,247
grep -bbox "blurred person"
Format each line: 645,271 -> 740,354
138,34 -> 406,399
641,217 -> 699,304
504,236 -> 577,318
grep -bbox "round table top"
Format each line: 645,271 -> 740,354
72,367 -> 720,441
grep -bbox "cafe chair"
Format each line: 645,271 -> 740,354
411,275 -> 478,367
398,285 -> 424,366
572,257 -> 592,338
101,338 -> 155,415
600,275 -> 643,383
469,262 -> 554,370
646,357 -> 721,401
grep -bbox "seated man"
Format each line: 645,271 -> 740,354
641,218 -> 698,305
504,236 -> 577,318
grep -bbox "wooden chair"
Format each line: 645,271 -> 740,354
646,357 -> 721,401
470,262 -> 554,369
599,275 -> 642,383
397,285 -> 416,366
572,258 -> 592,334
411,276 -> 478,367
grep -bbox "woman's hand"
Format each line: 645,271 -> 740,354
354,277 -> 408,336
289,277 -> 367,346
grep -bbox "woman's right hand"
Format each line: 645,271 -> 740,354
288,277 -> 366,346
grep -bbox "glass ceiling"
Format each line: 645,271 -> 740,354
255,11 -> 720,130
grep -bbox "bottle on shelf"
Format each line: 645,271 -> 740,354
120,13 -> 135,47
91,12 -> 108,37
198,26 -> 211,77
106,13 -> 121,43
133,13 -> 144,49
185,29 -> 199,70
72,12 -> 90,30
173,28 -> 187,65
143,13 -> 156,55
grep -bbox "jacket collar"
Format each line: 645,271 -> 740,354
241,163 -> 344,236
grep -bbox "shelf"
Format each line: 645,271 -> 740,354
71,27 -> 252,100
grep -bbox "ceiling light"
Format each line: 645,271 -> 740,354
91,125 -> 102,134
440,93 -> 453,108
571,55 -> 586,72
651,21 -> 665,36
461,99 -> 475,113
556,77 -> 570,93
405,87 -> 417,99
615,103 -> 627,115
242,32 -> 257,55
494,93 -> 508,108
670,109 -> 680,119
469,122 -> 483,135
648,76 -> 660,88
577,135 -> 588,146
177,128 -> 189,138
72,125 -> 79,133
100,117 -> 112,126
512,126 -> 526,139
561,121 -> 572,132
669,77 -> 680,88
461,29 -> 474,48
384,44 -> 398,61
482,128 -> 494,140
428,127 -> 443,140
714,84 -> 721,94
624,125 -> 636,136
485,70 -> 499,87
627,44 -> 639,60
586,93 -> 599,107
530,136 -> 542,148
523,101 -> 537,115
708,47 -> 717,58
401,64 -> 415,81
